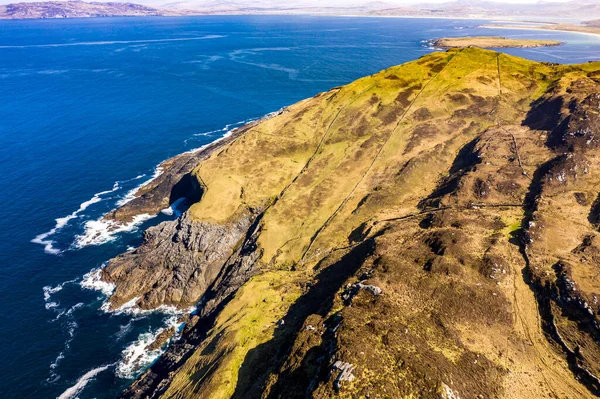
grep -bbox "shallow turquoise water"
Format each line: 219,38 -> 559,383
0,15 -> 598,399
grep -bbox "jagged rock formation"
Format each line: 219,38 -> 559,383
99,48 -> 600,398
102,211 -> 259,310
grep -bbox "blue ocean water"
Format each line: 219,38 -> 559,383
0,15 -> 598,399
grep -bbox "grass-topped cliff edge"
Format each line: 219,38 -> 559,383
103,48 -> 600,399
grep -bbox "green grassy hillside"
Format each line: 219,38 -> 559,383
120,48 -> 600,399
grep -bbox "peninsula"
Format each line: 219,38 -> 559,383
433,36 -> 563,49
90,48 -> 600,398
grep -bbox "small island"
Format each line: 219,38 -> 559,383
433,36 -> 563,49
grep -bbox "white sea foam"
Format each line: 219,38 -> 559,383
80,266 -> 194,316
116,317 -> 139,341
51,302 -> 84,322
115,333 -> 163,379
50,352 -> 65,371
184,118 -> 257,155
47,351 -> 65,383
43,278 -> 78,302
80,265 -> 186,315
161,197 -> 186,217
46,304 -> 83,383
38,69 -> 70,75
116,166 -> 163,207
35,117 -> 258,255
115,315 -> 183,379
80,267 -> 116,297
109,299 -> 194,317
32,183 -> 120,254
43,279 -> 79,314
57,363 -> 114,399
74,213 -> 155,248
66,302 -> 84,316
107,296 -> 140,314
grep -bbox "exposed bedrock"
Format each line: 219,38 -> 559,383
517,78 -> 600,395
101,209 -> 260,310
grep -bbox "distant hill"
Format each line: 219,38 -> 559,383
160,0 -> 600,21
585,19 -> 600,27
0,0 -> 181,19
1,0 -> 599,22
367,0 -> 600,20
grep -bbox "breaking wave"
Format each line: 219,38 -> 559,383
31,173 -> 148,254
73,213 -> 155,248
115,314 -> 184,379
80,266 -> 116,297
31,181 -> 123,254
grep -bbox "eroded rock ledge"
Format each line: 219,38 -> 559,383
101,210 -> 260,310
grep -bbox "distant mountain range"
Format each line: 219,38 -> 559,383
1,0 -> 600,22
157,0 -> 600,21
0,1 -> 183,19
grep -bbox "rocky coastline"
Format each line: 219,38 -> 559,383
86,49 -> 600,398
89,110 -> 284,391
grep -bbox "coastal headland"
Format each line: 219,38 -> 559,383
87,47 -> 600,398
432,36 -> 563,49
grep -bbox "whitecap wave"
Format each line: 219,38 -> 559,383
32,183 -> 120,254
57,363 -> 114,399
80,267 -> 116,297
115,315 -> 184,379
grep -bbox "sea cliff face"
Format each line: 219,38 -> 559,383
97,48 -> 600,398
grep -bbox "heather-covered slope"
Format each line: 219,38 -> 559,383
102,48 -> 600,398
